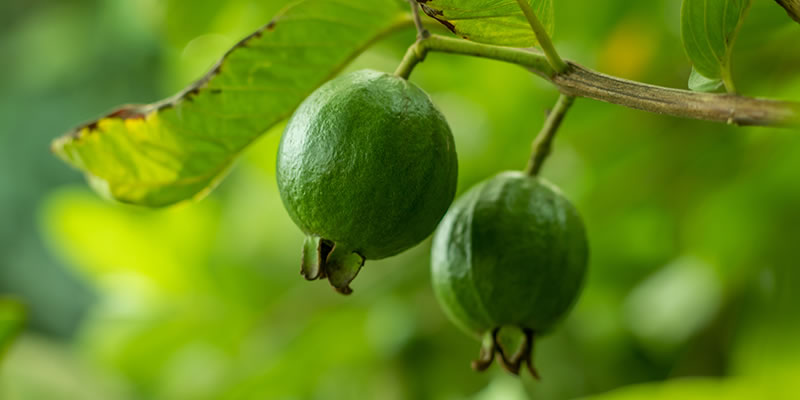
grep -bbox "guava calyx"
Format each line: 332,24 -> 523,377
471,327 -> 540,379
301,235 -> 365,295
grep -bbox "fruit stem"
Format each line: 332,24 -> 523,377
394,40 -> 426,80
514,0 -> 568,74
525,94 -> 575,176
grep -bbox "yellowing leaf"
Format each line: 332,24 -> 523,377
52,0 -> 410,207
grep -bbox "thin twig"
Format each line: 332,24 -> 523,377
413,35 -> 800,128
526,95 -> 575,176
408,0 -> 430,39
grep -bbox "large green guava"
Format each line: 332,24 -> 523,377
431,171 -> 588,376
277,69 -> 458,294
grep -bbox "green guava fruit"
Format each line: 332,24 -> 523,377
431,171 -> 588,377
277,69 -> 458,294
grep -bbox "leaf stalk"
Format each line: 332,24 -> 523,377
408,0 -> 430,40
525,95 -> 575,176
514,0 -> 567,73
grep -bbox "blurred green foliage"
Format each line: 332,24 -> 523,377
1,0 -> 799,399
0,299 -> 25,361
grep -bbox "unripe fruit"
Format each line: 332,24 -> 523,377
277,69 -> 458,294
431,171 -> 588,376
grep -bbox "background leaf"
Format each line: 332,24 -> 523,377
688,67 -> 724,92
418,0 -> 554,47
680,0 -> 752,90
51,0 -> 409,207
0,299 -> 25,361
578,377 -> 799,400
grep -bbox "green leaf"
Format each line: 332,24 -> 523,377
680,0 -> 753,91
51,0 -> 410,207
417,0 -> 554,47
0,299 -> 25,361
688,67 -> 724,92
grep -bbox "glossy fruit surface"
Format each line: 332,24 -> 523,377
277,69 -> 458,294
431,171 -> 588,374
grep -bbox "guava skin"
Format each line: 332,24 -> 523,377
277,69 -> 458,293
431,171 -> 588,374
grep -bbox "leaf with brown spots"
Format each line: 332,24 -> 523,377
52,0 -> 410,207
416,0 -> 554,47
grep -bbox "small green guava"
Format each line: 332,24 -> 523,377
277,69 -> 458,294
431,171 -> 588,377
